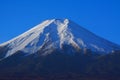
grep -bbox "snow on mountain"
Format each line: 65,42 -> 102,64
0,19 -> 120,58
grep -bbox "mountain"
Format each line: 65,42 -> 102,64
0,19 -> 120,80
0,19 -> 120,59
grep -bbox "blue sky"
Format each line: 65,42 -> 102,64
0,0 -> 120,45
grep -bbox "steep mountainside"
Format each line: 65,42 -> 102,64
0,19 -> 120,59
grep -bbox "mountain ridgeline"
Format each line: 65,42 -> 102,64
0,19 -> 120,80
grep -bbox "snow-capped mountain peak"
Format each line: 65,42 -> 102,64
0,19 -> 120,58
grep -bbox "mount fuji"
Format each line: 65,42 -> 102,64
0,19 -> 120,59
0,19 -> 120,80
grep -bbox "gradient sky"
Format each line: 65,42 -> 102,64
0,0 -> 120,45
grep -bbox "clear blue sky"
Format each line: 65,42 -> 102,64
0,0 -> 120,45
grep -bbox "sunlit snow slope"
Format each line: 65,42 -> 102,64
0,19 -> 120,58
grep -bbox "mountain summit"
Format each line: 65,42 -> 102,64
0,19 -> 120,59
